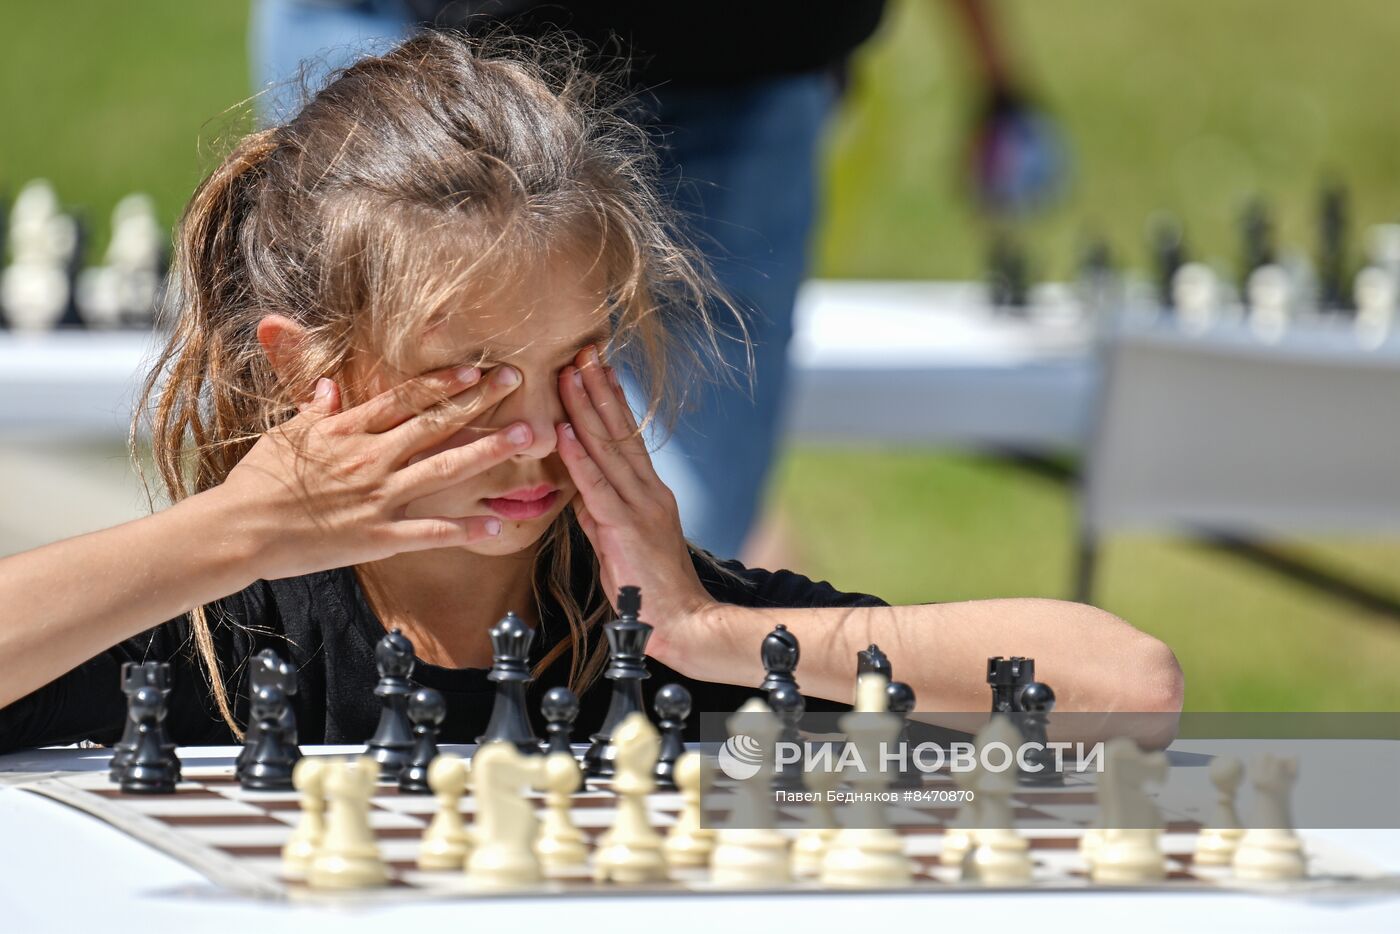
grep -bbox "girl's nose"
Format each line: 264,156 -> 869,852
498,369 -> 564,459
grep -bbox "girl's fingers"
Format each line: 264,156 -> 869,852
348,364 -> 512,435
388,515 -> 503,552
384,364 -> 523,458
601,364 -> 663,483
557,421 -> 627,520
386,419 -> 534,502
560,363 -> 646,501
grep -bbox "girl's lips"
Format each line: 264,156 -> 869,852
482,489 -> 560,520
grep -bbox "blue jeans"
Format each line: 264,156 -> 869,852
251,0 -> 835,559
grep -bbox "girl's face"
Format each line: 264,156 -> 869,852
371,260 -> 614,556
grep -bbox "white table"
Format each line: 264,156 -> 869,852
4,745 -> 1400,934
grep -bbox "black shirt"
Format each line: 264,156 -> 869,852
0,550 -> 886,754
405,1 -> 890,86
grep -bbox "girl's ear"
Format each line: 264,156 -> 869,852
255,313 -> 311,394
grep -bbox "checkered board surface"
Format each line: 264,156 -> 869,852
17,760 -> 1396,902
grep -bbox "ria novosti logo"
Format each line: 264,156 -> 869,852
717,734 -> 764,780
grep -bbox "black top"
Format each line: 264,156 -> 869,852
405,1 -> 890,86
0,547 -> 887,754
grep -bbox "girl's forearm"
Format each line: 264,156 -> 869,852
684,598 -> 1185,721
0,488 -> 263,708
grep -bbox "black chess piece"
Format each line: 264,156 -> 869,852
886,680 -> 921,789
236,649 -> 300,783
1149,215 -> 1187,311
584,585 -> 653,780
1318,181 -> 1350,313
767,683 -> 806,791
112,662 -> 176,785
1239,197 -> 1276,295
987,656 -> 1035,714
400,687 -> 446,794
652,683 -> 691,790
1013,680 -> 1062,786
856,643 -> 891,681
366,628 -> 417,782
240,683 -> 298,791
988,233 -> 1030,313
120,685 -> 179,794
477,612 -> 541,754
760,624 -> 800,694
540,686 -> 580,757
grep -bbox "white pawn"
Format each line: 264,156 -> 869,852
281,756 -> 328,879
419,755 -> 472,871
665,751 -> 717,871
307,757 -> 387,890
595,712 -> 668,883
940,761 -> 983,868
819,674 -> 912,888
712,699 -> 793,887
1233,755 -> 1306,882
1194,756 -> 1245,866
1172,262 -> 1220,335
962,716 -> 1032,885
466,742 -> 546,891
535,746 -> 588,876
791,758 -> 841,877
1090,738 -> 1168,884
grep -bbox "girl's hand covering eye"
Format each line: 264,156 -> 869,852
219,363 -> 531,580
556,345 -> 716,666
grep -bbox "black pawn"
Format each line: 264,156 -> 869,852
400,687 -> 446,794
241,683 -> 297,791
540,687 -> 580,757
121,685 -> 179,794
767,683 -> 806,791
887,680 -> 921,789
366,628 -> 417,782
856,643 -> 891,681
652,683 -> 691,790
760,624 -> 800,694
478,612 -> 540,754
584,585 -> 653,781
1014,680 -> 1062,785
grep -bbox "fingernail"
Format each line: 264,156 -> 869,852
571,369 -> 583,388
484,517 -> 502,536
506,422 -> 530,445
561,422 -> 576,440
587,345 -> 600,366
314,377 -> 333,402
457,366 -> 481,385
495,366 -> 520,387
606,366 -> 620,389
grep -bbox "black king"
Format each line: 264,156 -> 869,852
583,585 -> 652,780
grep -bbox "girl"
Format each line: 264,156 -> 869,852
0,34 -> 1181,753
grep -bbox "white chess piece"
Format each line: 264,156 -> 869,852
1247,263 -> 1294,343
281,756 -> 328,878
962,716 -> 1033,884
1,179 -> 77,331
940,761 -> 982,868
665,751 -> 717,871
465,742 -> 547,891
535,746 -> 588,876
790,756 -> 841,877
819,674 -> 912,888
307,757 -> 388,889
1172,262 -> 1220,335
419,754 -> 472,870
712,699 -> 793,887
594,712 -> 668,883
1194,756 -> 1245,866
1232,754 -> 1306,881
1090,738 -> 1168,884
1355,265 -> 1396,348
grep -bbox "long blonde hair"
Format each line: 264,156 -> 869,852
133,31 -> 753,736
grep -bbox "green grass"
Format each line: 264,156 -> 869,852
5,0 -> 1400,709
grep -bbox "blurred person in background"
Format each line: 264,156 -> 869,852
251,0 -> 1066,566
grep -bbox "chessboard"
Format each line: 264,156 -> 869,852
14,750 -> 1397,904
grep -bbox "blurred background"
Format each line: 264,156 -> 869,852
3,0 -> 1400,709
